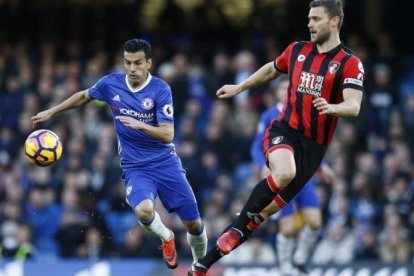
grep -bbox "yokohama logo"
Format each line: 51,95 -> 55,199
119,108 -> 154,119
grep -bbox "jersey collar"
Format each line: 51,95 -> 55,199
125,73 -> 152,93
311,42 -> 343,56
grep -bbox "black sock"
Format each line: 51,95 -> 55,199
233,178 -> 277,233
198,246 -> 223,269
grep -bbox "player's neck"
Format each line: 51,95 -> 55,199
316,34 -> 341,54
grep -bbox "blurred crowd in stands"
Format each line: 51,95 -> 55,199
0,30 -> 413,265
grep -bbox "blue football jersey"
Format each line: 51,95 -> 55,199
250,105 -> 281,168
88,73 -> 176,169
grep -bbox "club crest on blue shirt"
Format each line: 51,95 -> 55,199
141,98 -> 154,110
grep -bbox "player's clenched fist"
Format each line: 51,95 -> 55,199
312,97 -> 334,115
216,84 -> 241,98
115,116 -> 145,130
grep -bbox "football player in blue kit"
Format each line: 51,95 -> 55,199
250,77 -> 335,275
31,39 -> 207,269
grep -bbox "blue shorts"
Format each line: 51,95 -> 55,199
279,179 -> 320,218
122,155 -> 200,221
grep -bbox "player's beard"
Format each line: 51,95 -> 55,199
312,27 -> 331,45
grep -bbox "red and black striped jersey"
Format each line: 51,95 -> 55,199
274,41 -> 364,145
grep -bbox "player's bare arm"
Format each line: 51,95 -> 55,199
31,89 -> 92,126
216,61 -> 281,98
312,88 -> 362,117
115,117 -> 174,143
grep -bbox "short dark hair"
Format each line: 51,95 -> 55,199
310,0 -> 344,29
123,39 -> 152,59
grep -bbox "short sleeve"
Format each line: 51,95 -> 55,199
156,85 -> 174,124
88,76 -> 109,101
274,42 -> 297,73
342,56 -> 364,91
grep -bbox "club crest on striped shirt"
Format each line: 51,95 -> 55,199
329,61 -> 341,74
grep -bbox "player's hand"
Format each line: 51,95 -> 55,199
216,84 -> 241,99
312,96 -> 334,115
31,110 -> 54,127
115,116 -> 145,130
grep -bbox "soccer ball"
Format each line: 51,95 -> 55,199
24,129 -> 63,166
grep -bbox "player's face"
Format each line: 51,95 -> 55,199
124,51 -> 152,87
308,7 -> 333,44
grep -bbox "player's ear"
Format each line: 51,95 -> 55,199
331,16 -> 340,29
147,58 -> 152,69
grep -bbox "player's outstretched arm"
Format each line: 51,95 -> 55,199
216,61 -> 281,99
31,90 -> 92,126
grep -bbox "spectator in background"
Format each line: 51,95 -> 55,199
232,50 -> 258,107
350,172 -> 382,248
77,226 -> 112,259
312,221 -> 356,264
0,77 -> 27,129
378,205 -> 411,263
169,52 -> 191,117
367,63 -> 397,137
121,225 -> 159,258
23,186 -> 61,257
54,187 -> 91,257
355,227 -> 379,261
401,95 -> 414,148
0,221 -> 36,260
204,52 -> 233,97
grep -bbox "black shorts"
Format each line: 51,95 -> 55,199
263,121 -> 327,205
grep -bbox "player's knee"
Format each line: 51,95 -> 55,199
182,219 -> 202,234
135,205 -> 154,222
303,209 -> 322,230
279,218 -> 296,236
271,170 -> 295,188
280,227 -> 296,237
307,219 -> 322,231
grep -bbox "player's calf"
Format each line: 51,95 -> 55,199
232,178 -> 279,231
